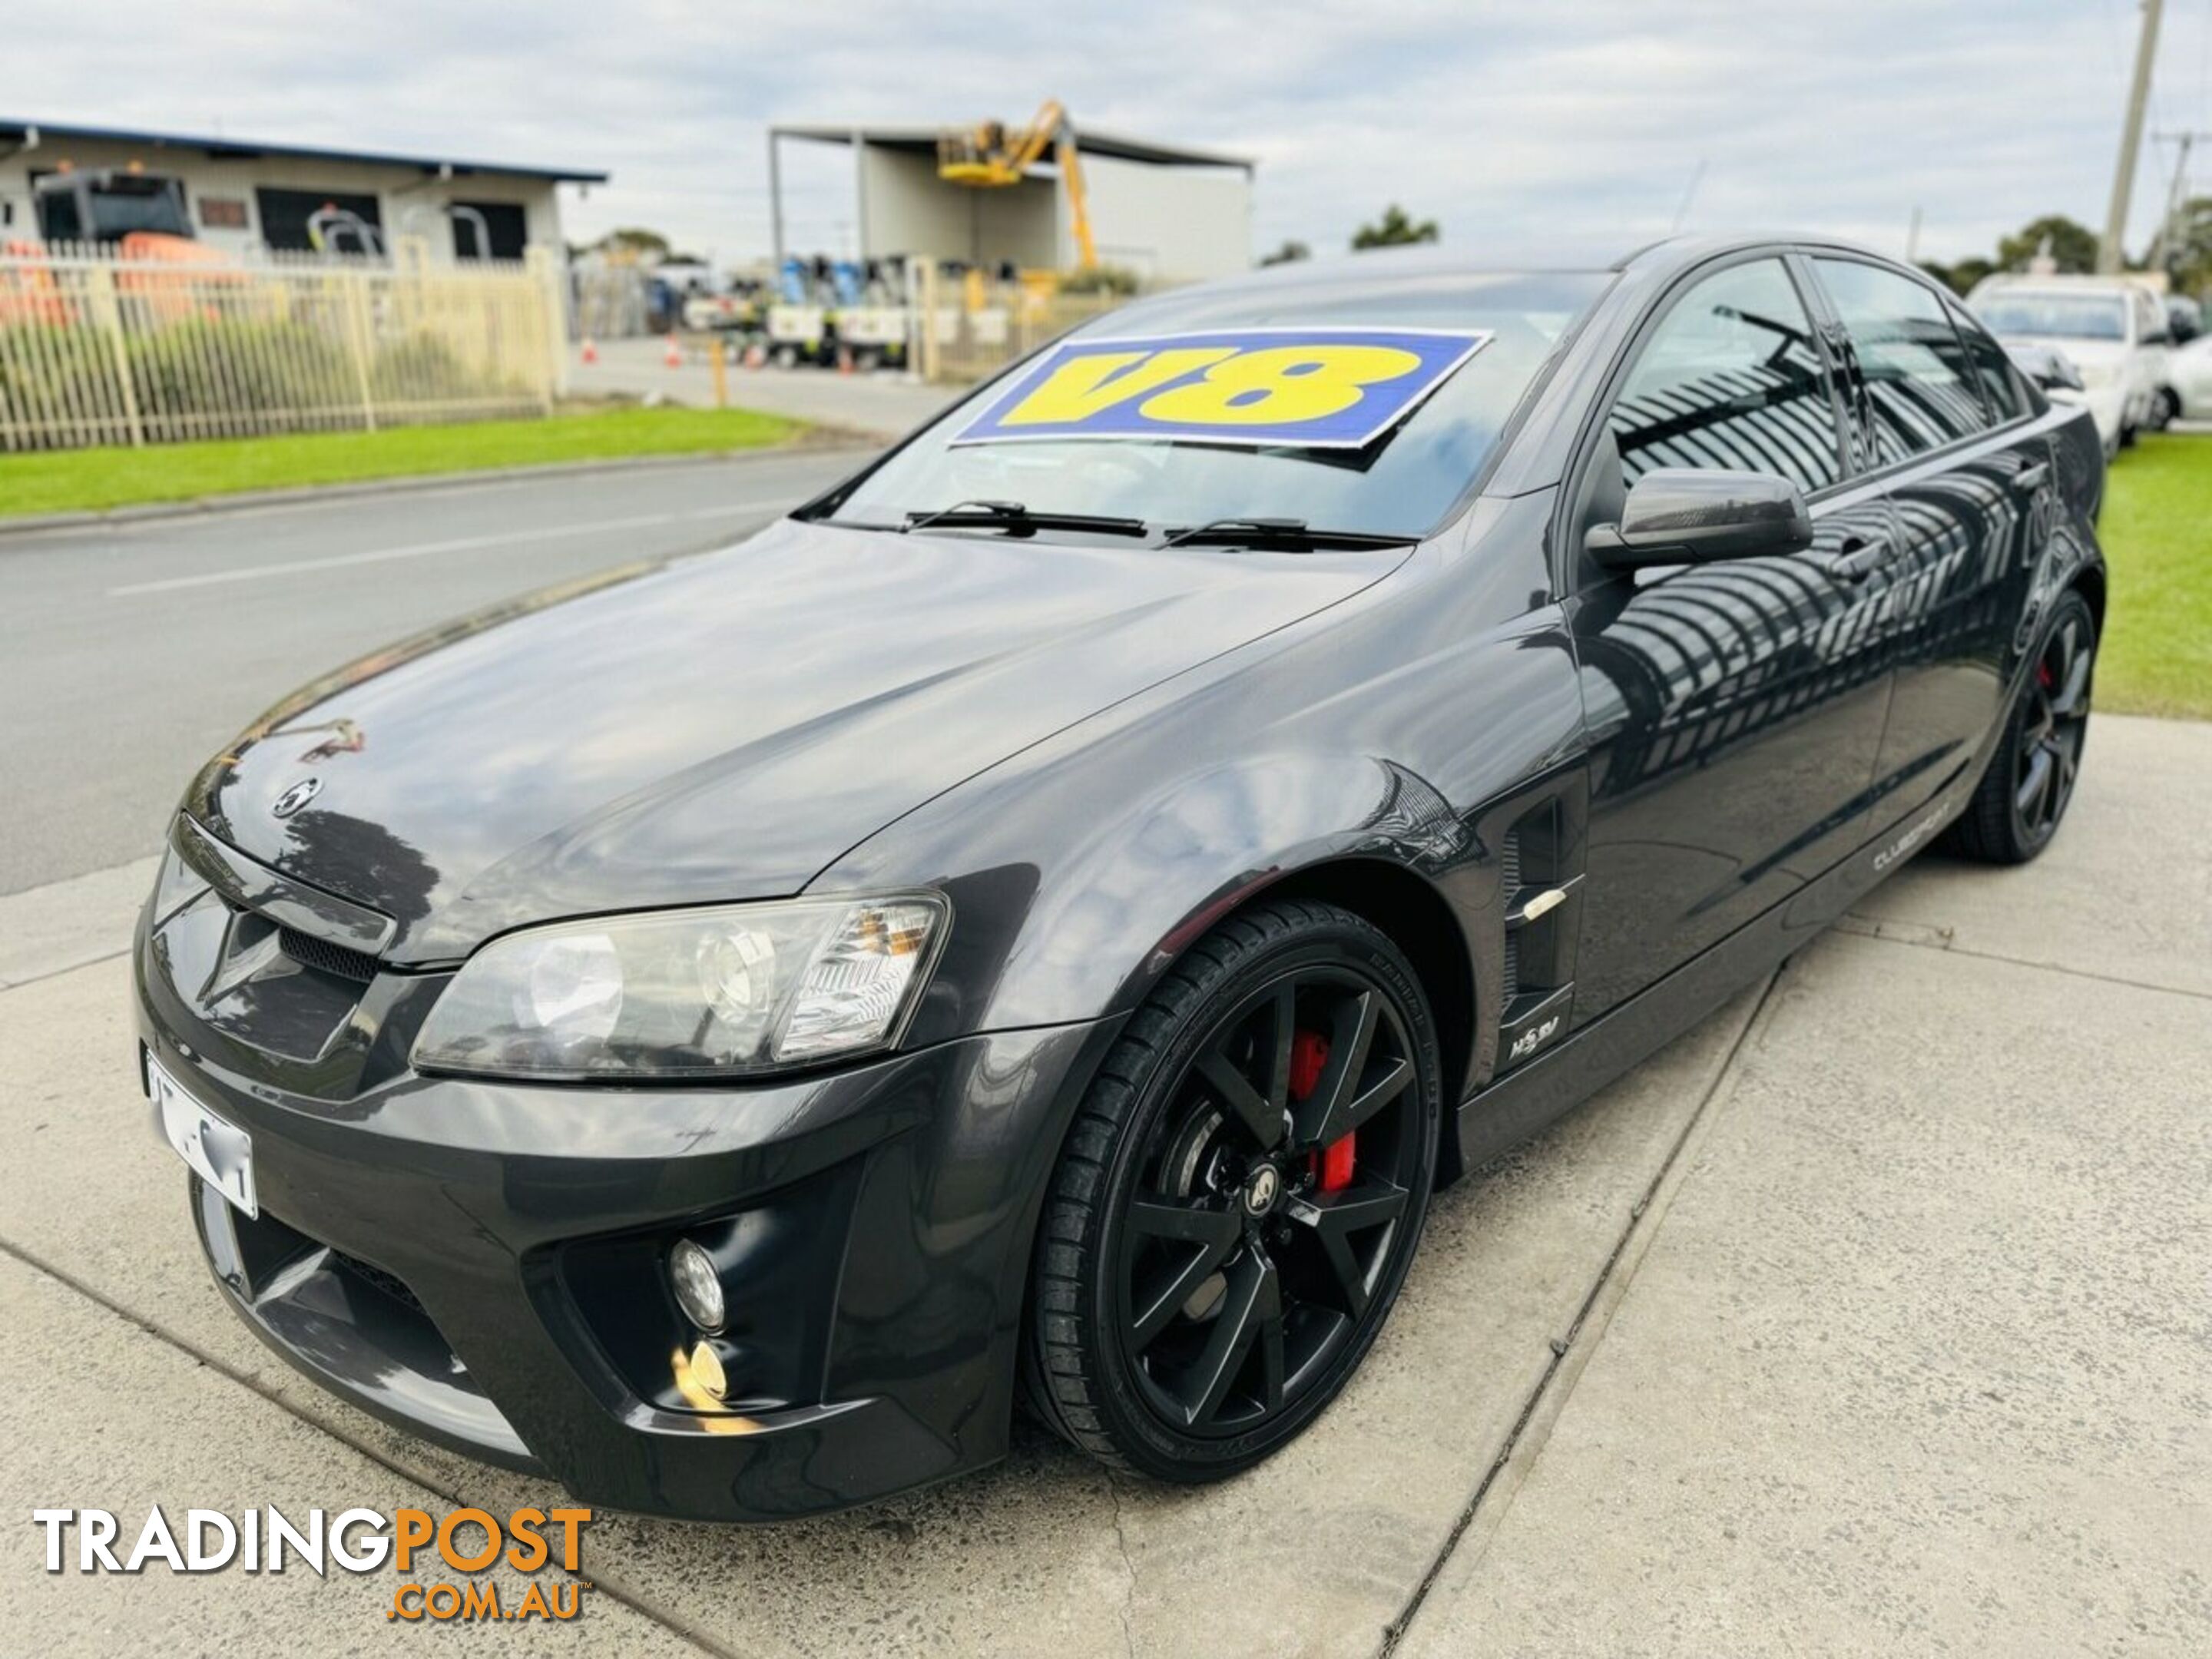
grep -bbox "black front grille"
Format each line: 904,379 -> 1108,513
329,1247 -> 426,1315
277,925 -> 380,983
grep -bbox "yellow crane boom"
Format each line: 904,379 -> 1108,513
936,100 -> 1099,270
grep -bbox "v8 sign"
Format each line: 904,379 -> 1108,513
952,328 -> 1491,449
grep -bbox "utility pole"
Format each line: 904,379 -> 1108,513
2098,0 -> 2164,273
2146,130 -> 2207,273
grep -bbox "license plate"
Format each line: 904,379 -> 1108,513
148,1052 -> 257,1219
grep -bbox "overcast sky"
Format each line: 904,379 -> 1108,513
9,1 -> 2211,267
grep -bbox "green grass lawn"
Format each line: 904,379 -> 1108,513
0,405 -> 803,519
2096,431 -> 2211,720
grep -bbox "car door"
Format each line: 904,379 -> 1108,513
1806,255 -> 2056,838
1564,253 -> 1897,1021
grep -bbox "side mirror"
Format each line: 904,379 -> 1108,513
1584,468 -> 1813,570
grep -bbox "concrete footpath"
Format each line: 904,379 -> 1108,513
0,715 -> 2204,1657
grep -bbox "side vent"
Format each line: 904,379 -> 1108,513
1495,796 -> 1581,1071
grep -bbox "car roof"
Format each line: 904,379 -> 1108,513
1171,233 -> 1904,301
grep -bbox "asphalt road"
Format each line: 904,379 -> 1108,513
0,448 -> 868,896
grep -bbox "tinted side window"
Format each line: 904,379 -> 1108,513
1609,259 -> 1843,492
1814,257 -> 1986,460
1949,304 -> 2025,422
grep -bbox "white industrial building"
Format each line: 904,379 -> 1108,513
0,118 -> 604,260
767,122 -> 1255,282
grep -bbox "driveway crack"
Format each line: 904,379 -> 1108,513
1375,971 -> 1783,1657
1104,1470 -> 1139,1659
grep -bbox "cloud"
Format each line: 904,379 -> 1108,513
5,0 -> 2207,266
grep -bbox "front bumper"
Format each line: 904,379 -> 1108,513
137,928 -> 1111,1522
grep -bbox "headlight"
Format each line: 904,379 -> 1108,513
410,894 -> 947,1080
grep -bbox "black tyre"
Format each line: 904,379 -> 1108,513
1943,590 -> 2094,864
1025,899 -> 1442,1481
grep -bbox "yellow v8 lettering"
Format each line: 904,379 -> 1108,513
955,327 -> 1492,449
1138,346 -> 1424,427
999,348 -> 1237,426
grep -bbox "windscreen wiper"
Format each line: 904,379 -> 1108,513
902,499 -> 1150,538
1159,517 -> 1420,551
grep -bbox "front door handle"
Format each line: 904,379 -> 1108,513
2014,461 -> 2050,492
1825,533 -> 1892,583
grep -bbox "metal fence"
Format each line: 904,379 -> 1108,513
0,237 -> 565,452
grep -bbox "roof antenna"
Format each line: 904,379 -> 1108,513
1670,159 -> 1707,234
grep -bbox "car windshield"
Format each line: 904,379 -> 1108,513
1972,293 -> 2128,342
825,270 -> 1613,540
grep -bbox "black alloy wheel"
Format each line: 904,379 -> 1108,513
1946,590 -> 2095,864
1026,899 -> 1441,1480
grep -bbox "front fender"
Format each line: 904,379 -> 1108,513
979,750 -> 1486,1034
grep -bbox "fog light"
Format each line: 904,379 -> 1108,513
667,1239 -> 725,1333
686,1339 -> 727,1402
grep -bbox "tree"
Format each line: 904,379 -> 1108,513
1260,239 -> 1311,266
1919,256 -> 1995,298
1352,205 -> 1439,250
592,227 -> 674,262
1993,215 -> 2098,276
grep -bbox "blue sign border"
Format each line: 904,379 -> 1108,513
950,326 -> 1492,450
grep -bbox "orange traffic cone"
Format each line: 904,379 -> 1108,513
580,337 -> 598,366
836,347 -> 855,376
664,332 -> 683,369
743,343 -> 766,370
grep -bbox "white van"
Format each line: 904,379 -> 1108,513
1967,275 -> 2176,457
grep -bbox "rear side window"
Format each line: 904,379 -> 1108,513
1608,257 -> 1843,492
1949,304 -> 2025,422
1813,257 -> 1986,461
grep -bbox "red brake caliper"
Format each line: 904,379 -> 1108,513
1289,1030 -> 1356,1193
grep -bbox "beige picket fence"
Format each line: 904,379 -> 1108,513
0,238 -> 565,452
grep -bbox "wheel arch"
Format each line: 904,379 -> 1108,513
1250,856 -> 1478,1185
2071,561 -> 2107,634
